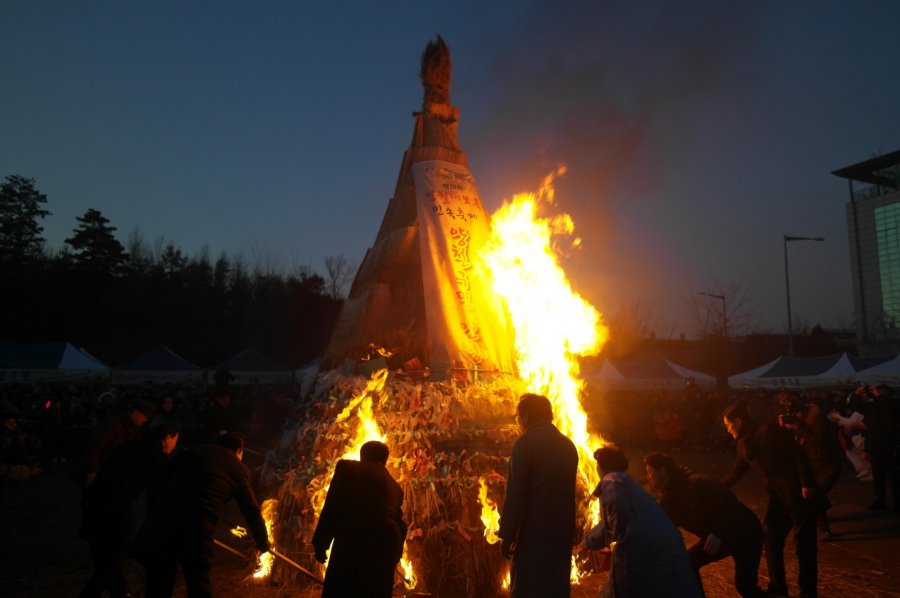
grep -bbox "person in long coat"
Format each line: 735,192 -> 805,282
132,432 -> 269,598
312,440 -> 407,598
643,451 -> 767,597
585,445 -> 701,598
722,403 -> 818,598
78,423 -> 180,598
498,393 -> 578,598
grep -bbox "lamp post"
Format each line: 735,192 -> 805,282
784,235 -> 825,357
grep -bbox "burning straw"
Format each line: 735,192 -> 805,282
257,170 -> 609,594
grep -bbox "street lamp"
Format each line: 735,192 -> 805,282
698,292 -> 727,338
784,235 -> 825,357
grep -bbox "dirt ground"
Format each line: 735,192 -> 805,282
2,450 -> 899,598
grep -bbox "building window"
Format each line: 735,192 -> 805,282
876,203 -> 900,327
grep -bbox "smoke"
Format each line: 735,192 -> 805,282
460,0 -> 765,336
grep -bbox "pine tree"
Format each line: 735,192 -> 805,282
0,175 -> 51,266
64,208 -> 128,275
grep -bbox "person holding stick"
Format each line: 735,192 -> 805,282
312,440 -> 407,598
133,432 -> 269,598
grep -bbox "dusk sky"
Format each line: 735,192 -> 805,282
3,1 -> 899,339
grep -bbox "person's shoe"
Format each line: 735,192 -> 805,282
822,531 -> 834,541
856,469 -> 872,478
766,583 -> 790,597
859,473 -> 874,481
868,500 -> 886,510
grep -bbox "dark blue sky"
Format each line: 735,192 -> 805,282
3,1 -> 899,338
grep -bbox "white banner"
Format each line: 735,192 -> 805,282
413,161 -> 515,379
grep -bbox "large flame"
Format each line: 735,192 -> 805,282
306,368 -> 417,584
289,168 -> 605,593
481,166 -> 609,566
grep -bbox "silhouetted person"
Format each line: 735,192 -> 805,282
644,451 -> 767,597
312,440 -> 407,598
498,393 -> 578,598
855,385 -> 899,511
778,397 -> 842,538
80,399 -> 155,487
722,403 -> 818,598
585,445 -> 700,598
203,392 -> 239,442
78,423 -> 180,598
0,400 -> 43,502
133,432 -> 269,598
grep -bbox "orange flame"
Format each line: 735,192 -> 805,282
478,477 -> 501,544
309,369 -> 390,517
252,499 -> 278,580
400,544 -> 417,589
482,166 -> 609,564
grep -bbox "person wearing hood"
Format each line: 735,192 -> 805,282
722,402 -> 818,598
644,451 -> 767,598
584,445 -> 700,598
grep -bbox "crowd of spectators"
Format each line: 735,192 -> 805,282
587,382 -> 861,453
0,379 -> 307,485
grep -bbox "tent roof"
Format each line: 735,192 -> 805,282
854,354 -> 900,381
590,359 -> 626,382
213,349 -> 287,372
116,346 -> 200,371
613,356 -> 682,379
848,354 -> 895,371
665,359 -> 715,381
758,354 -> 843,378
0,342 -> 108,369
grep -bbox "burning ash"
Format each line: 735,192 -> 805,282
258,169 -> 608,594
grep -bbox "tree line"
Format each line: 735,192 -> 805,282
0,174 -> 347,368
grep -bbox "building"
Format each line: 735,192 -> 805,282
833,150 -> 900,355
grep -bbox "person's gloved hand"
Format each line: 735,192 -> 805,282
314,545 -> 328,564
500,539 -> 513,559
703,533 -> 722,555
257,540 -> 271,554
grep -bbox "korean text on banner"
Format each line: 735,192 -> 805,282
412,161 -> 515,380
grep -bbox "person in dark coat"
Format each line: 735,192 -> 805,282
78,422 -> 180,598
133,432 -> 269,598
854,385 -> 899,511
80,399 -> 155,487
203,392 -> 240,443
498,393 -> 579,598
1,400 -> 43,501
643,451 -> 767,597
779,397 -> 842,538
312,440 -> 407,598
722,403 -> 818,598
585,445 -> 701,598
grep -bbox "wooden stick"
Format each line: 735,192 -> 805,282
271,548 -> 325,585
212,538 -> 246,559
213,538 -> 324,586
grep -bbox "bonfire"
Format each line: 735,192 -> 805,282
245,37 -> 610,596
